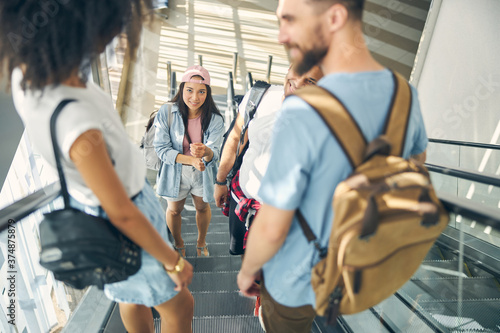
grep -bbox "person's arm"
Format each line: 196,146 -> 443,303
175,153 -> 205,172
411,150 -> 426,164
219,113 -> 245,180
237,204 -> 295,296
70,130 -> 193,290
190,143 -> 214,163
153,104 -> 181,166
153,105 -> 206,171
213,113 -> 245,207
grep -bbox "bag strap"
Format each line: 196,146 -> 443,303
237,81 -> 271,155
49,99 -> 77,209
292,71 -> 412,247
294,71 -> 412,169
159,102 -> 173,128
382,71 -> 412,157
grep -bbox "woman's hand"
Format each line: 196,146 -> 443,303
165,260 -> 194,291
191,157 -> 206,172
190,142 -> 213,159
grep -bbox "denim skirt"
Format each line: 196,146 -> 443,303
70,181 -> 178,306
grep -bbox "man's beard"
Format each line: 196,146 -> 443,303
295,47 -> 327,76
289,25 -> 328,76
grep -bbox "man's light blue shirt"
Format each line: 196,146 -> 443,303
258,69 -> 428,307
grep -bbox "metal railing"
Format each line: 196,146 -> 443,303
0,182 -> 60,233
429,138 -> 500,150
426,163 -> 500,188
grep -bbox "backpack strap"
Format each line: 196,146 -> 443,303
384,71 -> 412,157
154,103 -> 173,129
294,70 -> 412,168
294,86 -> 366,169
226,81 -> 271,180
293,71 -> 412,248
238,80 -> 271,153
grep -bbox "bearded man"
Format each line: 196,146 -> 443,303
237,0 -> 428,332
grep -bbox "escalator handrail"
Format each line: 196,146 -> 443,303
0,181 -> 60,233
426,163 -> 500,187
437,191 -> 500,231
429,138 -> 500,150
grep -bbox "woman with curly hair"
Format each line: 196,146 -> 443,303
154,65 -> 224,258
0,1 -> 194,332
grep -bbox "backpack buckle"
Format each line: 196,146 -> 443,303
314,241 -> 328,258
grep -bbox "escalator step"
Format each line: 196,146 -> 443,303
193,292 -> 255,317
190,271 -> 238,292
190,255 -> 242,272
183,243 -> 232,258
419,299 -> 500,332
182,232 -> 229,245
415,260 -> 467,279
425,245 -> 445,261
183,223 -> 228,234
402,277 -> 500,301
183,215 -> 228,226
193,316 -> 263,333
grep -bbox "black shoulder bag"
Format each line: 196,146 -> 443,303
39,99 -> 141,290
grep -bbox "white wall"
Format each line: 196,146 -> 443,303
411,0 -> 500,240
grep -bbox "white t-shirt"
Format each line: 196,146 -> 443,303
11,68 -> 146,206
238,85 -> 284,201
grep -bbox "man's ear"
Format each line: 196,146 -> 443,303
325,3 -> 349,33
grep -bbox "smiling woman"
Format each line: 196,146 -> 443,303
153,65 -> 224,258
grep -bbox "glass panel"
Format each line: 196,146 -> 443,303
0,54 -> 115,332
0,133 -> 88,333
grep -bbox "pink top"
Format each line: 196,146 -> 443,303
183,115 -> 203,155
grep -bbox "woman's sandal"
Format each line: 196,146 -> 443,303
173,245 -> 186,258
196,245 -> 210,257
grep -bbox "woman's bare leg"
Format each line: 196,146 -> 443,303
166,198 -> 187,255
118,303 -> 154,333
154,288 -> 194,333
191,194 -> 211,255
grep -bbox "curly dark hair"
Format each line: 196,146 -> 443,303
171,81 -> 223,143
0,0 -> 152,91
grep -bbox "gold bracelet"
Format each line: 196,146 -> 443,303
165,254 -> 185,274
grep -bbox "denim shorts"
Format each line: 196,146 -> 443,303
70,181 -> 178,306
165,165 -> 203,202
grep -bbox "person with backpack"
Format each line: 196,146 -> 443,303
215,64 -> 323,258
237,0 -> 434,332
215,64 -> 322,318
154,65 -> 224,258
1,1 -> 195,332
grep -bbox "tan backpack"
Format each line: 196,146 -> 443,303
294,72 -> 449,324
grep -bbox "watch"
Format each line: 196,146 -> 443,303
165,255 -> 185,274
215,180 -> 226,186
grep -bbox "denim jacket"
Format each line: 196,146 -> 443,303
153,103 -> 224,202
